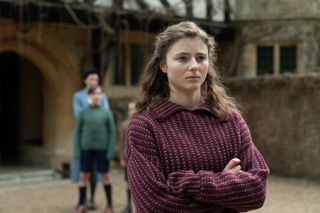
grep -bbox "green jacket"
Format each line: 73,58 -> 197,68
73,105 -> 116,160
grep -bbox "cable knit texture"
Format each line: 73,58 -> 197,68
127,99 -> 269,213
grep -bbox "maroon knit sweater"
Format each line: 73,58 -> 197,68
127,100 -> 269,213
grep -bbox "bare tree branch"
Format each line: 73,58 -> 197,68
206,0 -> 213,19
183,0 -> 193,18
135,0 -> 149,11
112,0 -> 123,9
95,12 -> 114,34
63,0 -> 99,30
159,0 -> 176,16
224,0 -> 231,23
63,0 -> 114,34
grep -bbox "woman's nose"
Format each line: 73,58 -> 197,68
189,58 -> 198,71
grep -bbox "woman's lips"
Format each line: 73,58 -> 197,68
186,76 -> 200,79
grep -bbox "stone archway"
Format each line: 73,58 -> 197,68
0,22 -> 81,169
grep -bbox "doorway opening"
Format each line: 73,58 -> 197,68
0,51 -> 44,166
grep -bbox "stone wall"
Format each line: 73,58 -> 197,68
227,73 -> 320,180
233,0 -> 320,20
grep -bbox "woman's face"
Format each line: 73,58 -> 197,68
163,37 -> 209,96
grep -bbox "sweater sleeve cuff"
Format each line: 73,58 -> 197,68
184,172 -> 201,195
167,170 -> 201,197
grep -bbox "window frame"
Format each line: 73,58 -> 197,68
256,45 -> 274,76
106,30 -> 155,88
255,41 -> 300,77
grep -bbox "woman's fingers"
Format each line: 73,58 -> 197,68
223,158 -> 241,172
228,164 -> 241,173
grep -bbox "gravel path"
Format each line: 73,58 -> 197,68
0,171 -> 319,213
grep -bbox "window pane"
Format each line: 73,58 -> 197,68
111,43 -> 125,85
130,44 -> 143,86
257,46 -> 274,75
114,44 -> 126,85
280,46 -> 297,73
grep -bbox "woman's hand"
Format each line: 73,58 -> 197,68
223,158 -> 241,173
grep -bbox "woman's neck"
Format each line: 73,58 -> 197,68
169,90 -> 202,110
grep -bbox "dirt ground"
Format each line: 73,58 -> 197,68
0,169 -> 319,213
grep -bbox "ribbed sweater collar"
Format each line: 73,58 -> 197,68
148,99 -> 216,121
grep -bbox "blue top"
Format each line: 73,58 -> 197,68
73,88 -> 110,118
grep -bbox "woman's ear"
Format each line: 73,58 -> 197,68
160,61 -> 167,73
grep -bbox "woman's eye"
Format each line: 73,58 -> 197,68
177,56 -> 188,62
197,56 -> 206,62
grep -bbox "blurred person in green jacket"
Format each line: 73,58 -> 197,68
73,85 -> 116,213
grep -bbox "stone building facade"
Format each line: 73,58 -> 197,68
230,0 -> 320,77
227,0 -> 320,179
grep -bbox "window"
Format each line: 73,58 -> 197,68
280,46 -> 297,74
257,46 -> 273,75
130,44 -> 144,86
256,44 -> 297,76
110,43 -> 125,85
108,31 -> 155,87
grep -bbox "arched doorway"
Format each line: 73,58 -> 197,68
0,51 -> 43,165
0,24 -> 82,171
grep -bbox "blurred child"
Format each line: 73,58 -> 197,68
118,101 -> 135,213
74,85 -> 116,213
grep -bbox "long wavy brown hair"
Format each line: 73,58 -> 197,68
135,21 -> 239,120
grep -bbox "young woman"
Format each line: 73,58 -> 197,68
126,21 -> 270,212
74,85 -> 116,213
